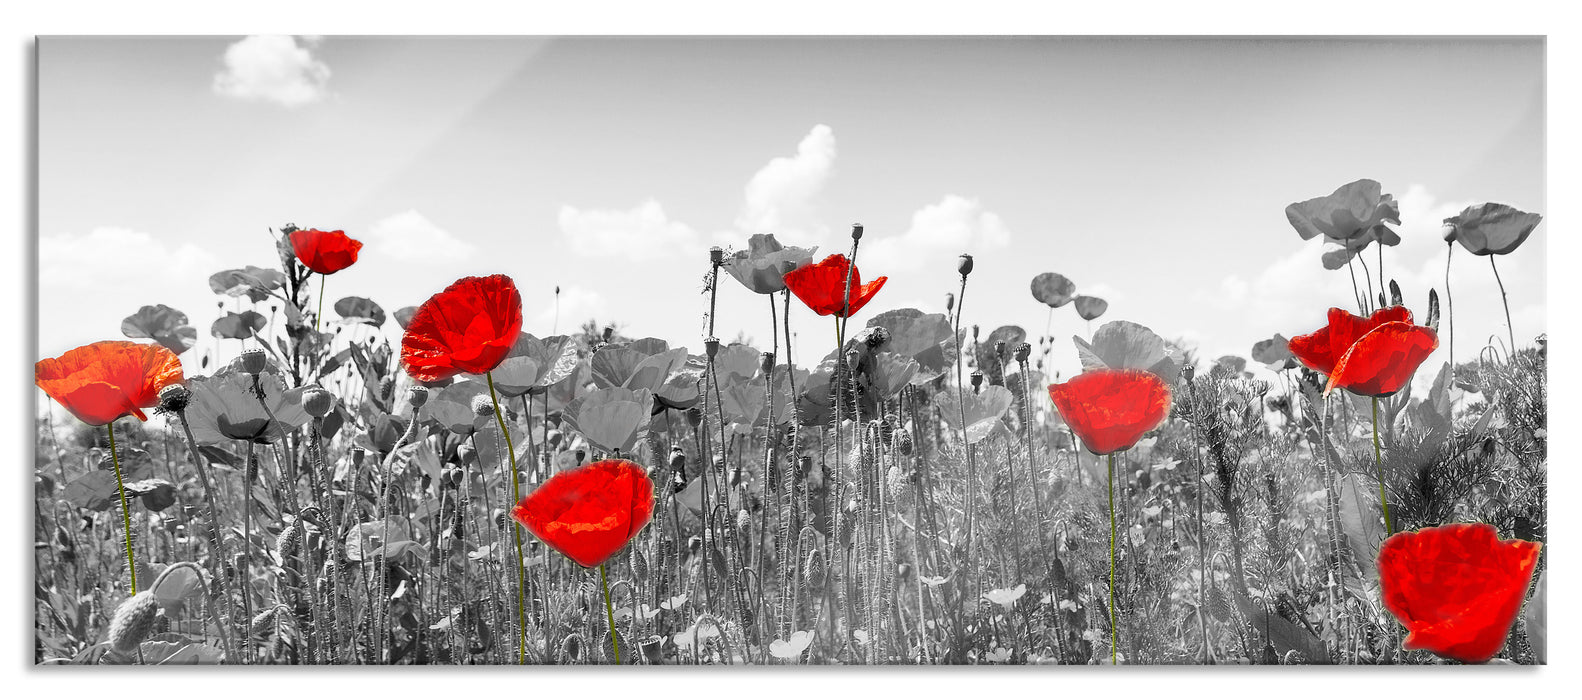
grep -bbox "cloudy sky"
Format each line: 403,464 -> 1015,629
38,36 -> 1543,400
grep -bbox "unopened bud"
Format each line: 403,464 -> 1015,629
957,253 -> 974,277
760,351 -> 776,375
302,386 -> 334,418
994,340 -> 1006,360
709,246 -> 724,266
1441,223 -> 1458,243
602,325 -> 615,343
686,406 -> 703,428
107,591 -> 159,653
945,293 -> 955,313
850,223 -> 864,241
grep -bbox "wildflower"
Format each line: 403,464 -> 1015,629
1442,203 -> 1542,256
288,228 -> 363,275
35,340 -> 184,425
784,254 -> 887,318
1378,523 -> 1540,663
1287,306 -> 1437,397
401,274 -> 524,382
1047,368 -> 1171,455
511,459 -> 655,568
722,233 -> 818,295
184,358 -> 310,444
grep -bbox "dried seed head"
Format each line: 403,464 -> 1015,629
1182,364 -> 1196,382
471,394 -> 496,418
704,337 -> 720,359
602,325 -> 616,342
302,386 -> 334,418
957,253 -> 974,277
850,223 -> 864,241
709,246 -> 724,265
157,384 -> 191,413
972,325 -> 980,341
408,385 -> 429,408
107,591 -> 159,653
239,349 -> 268,376
1014,342 -> 1032,363
994,340 -> 1006,360
669,447 -> 687,474
760,351 -> 776,375
970,371 -> 984,392
685,406 -> 703,428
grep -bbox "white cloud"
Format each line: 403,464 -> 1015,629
41,227 -> 216,298
558,199 -> 701,261
735,124 -> 837,239
366,210 -> 476,262
864,195 -> 1013,270
212,35 -> 331,107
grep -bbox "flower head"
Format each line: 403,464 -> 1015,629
1378,523 -> 1541,663
784,254 -> 887,318
1287,306 -> 1437,397
288,229 -> 364,275
185,358 -> 310,444
401,274 -> 524,382
1047,368 -> 1171,455
512,459 -> 656,568
723,234 -> 818,295
35,340 -> 185,425
1285,178 -> 1401,243
1441,202 -> 1543,256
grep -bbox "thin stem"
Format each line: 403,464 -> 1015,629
1107,451 -> 1117,665
1356,252 -> 1376,313
1490,256 -> 1516,353
485,372 -> 530,665
601,563 -> 621,664
1372,397 -> 1393,535
1445,244 -> 1455,370
107,421 -> 137,595
315,274 -> 326,332
1345,257 -> 1366,314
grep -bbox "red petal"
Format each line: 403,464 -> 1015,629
512,459 -> 656,567
784,254 -> 884,318
1378,523 -> 1541,663
1324,321 -> 1438,397
35,340 -> 184,426
1047,368 -> 1172,455
401,275 -> 524,382
1289,306 -> 1416,376
290,229 -> 363,275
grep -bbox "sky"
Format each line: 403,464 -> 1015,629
37,36 -> 1545,409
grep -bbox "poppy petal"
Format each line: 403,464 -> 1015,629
401,275 -> 524,382
1047,368 -> 1171,455
512,459 -> 656,568
35,340 -> 184,426
1378,523 -> 1540,663
1325,321 -> 1438,397
289,229 -> 364,275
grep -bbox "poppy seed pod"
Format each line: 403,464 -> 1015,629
704,337 -> 720,359
239,349 -> 267,376
1014,342 -> 1032,363
686,406 -> 703,428
865,326 -> 890,348
601,325 -> 615,343
1182,364 -> 1196,382
971,371 -> 984,392
407,385 -> 429,408
957,253 -> 974,277
470,394 -> 495,418
302,386 -> 334,418
972,325 -> 980,341
945,292 -> 955,313
669,447 -> 686,473
157,384 -> 191,414
442,466 -> 462,488
709,246 -> 724,266
994,340 -> 1006,360
850,223 -> 864,241
760,351 -> 775,374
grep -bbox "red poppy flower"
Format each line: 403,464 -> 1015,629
401,274 -> 524,383
512,459 -> 656,568
289,228 -> 364,275
1287,306 -> 1438,397
783,254 -> 887,318
35,340 -> 185,425
1378,523 -> 1541,663
1047,368 -> 1171,455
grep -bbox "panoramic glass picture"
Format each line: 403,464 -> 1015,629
33,36 -> 1545,665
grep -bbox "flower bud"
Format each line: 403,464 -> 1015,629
1014,342 -> 1031,363
602,325 -> 615,343
442,466 -> 463,488
994,340 -> 1006,360
945,292 -> 955,313
471,394 -> 495,418
239,349 -> 267,376
957,253 -> 974,277
972,325 -> 980,342
970,370 -> 984,392
686,406 -> 703,428
408,385 -> 429,408
302,386 -> 335,418
850,223 -> 864,241
1441,223 -> 1459,243
108,591 -> 159,653
709,246 -> 724,266
704,337 -> 720,359
157,384 -> 191,413
669,446 -> 687,474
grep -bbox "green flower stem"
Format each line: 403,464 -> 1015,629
601,562 -> 621,665
1490,255 -> 1515,353
107,421 -> 137,595
315,274 -> 326,332
1372,397 -> 1393,535
1107,451 -> 1117,665
486,372 -> 530,665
